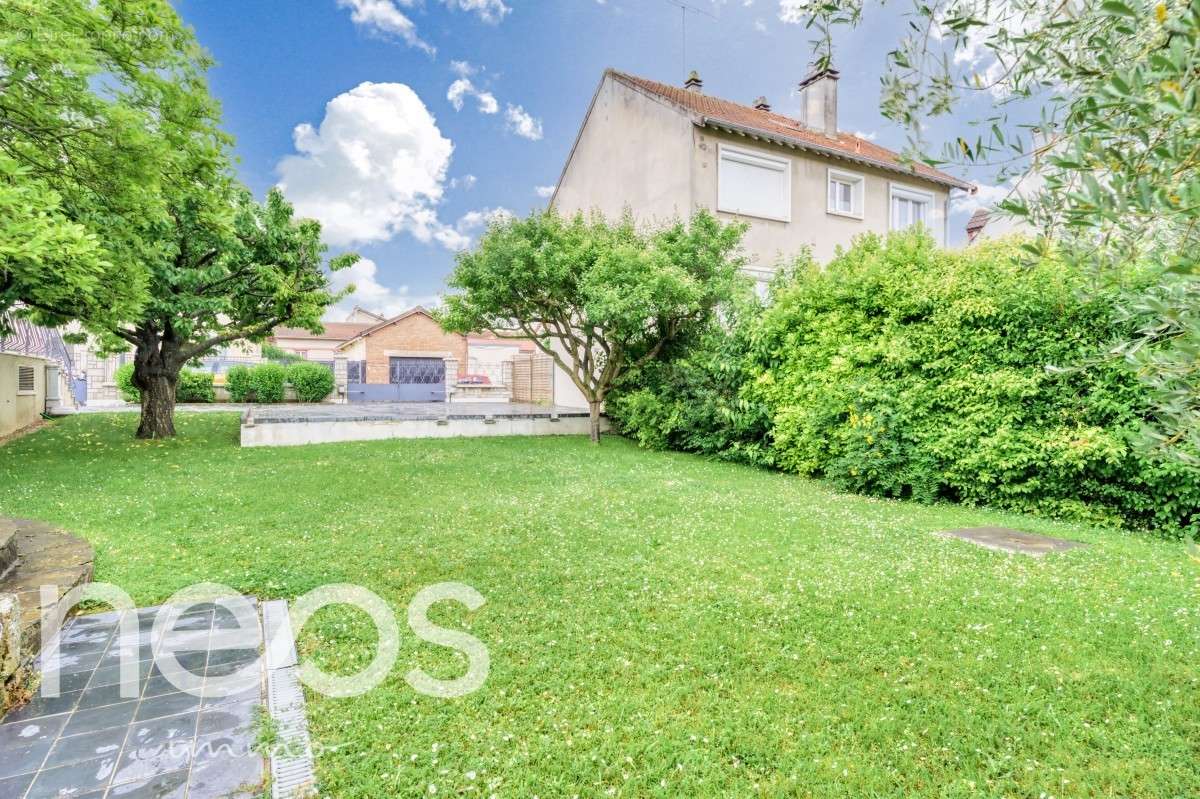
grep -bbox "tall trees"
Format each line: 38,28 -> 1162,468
112,186 -> 354,438
2,0 -> 352,438
0,0 -> 218,331
789,0 -> 1200,455
440,210 -> 745,443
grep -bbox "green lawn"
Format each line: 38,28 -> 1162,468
1,413 -> 1197,798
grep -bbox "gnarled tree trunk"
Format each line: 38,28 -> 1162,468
132,326 -> 183,439
588,399 -> 602,444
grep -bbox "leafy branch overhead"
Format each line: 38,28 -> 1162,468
792,0 -> 1200,455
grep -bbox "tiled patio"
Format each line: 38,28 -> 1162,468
0,602 -> 267,798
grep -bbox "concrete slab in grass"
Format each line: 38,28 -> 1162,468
937,526 -> 1087,557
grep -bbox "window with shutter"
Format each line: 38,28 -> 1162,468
717,144 -> 792,222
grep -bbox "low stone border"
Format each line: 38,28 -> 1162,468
0,517 -> 95,712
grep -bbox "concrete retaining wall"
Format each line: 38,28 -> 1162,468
241,414 -> 608,447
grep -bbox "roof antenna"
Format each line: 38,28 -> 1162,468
661,0 -> 716,80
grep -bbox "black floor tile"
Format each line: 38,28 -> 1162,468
134,694 -> 201,723
42,729 -> 122,770
24,756 -> 115,799
61,702 -> 138,738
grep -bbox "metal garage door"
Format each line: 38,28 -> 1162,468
347,357 -> 446,402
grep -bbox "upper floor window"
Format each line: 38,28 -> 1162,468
717,144 -> 791,223
827,168 -> 864,219
890,184 -> 934,231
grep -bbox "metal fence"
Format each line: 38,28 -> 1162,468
461,362 -> 509,387
0,311 -> 75,375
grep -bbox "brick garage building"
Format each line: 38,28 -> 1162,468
337,306 -> 467,384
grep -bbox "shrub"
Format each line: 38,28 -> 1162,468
247,362 -> 286,404
286,362 -> 334,403
745,232 -> 1200,535
608,291 -> 772,465
114,362 -> 138,403
226,365 -> 253,402
176,369 -> 215,403
262,343 -> 303,364
115,363 -> 214,404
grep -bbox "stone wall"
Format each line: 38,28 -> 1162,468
0,593 -> 25,711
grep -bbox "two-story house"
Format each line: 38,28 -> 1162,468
552,68 -> 973,288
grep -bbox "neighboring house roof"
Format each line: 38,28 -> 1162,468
965,209 -> 991,243
271,322 -> 372,342
334,306 -> 449,352
603,69 -> 973,191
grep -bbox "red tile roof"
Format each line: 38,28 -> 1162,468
608,70 -> 972,191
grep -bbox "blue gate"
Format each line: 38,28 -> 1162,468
347,357 -> 446,402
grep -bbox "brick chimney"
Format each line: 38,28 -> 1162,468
798,66 -> 839,138
753,96 -> 771,112
684,70 -> 703,93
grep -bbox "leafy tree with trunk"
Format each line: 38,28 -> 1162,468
102,185 -> 355,438
0,0 -> 218,332
439,210 -> 746,443
2,0 -> 354,438
786,0 -> 1200,455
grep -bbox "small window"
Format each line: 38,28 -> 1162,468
890,184 -> 934,232
717,144 -> 792,222
17,365 -> 36,395
827,168 -> 865,218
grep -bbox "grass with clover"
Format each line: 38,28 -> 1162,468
1,413 -> 1197,798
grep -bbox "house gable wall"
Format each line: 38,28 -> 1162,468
361,313 -> 467,383
553,74 -> 695,224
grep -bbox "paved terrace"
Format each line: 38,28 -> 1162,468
0,600 -> 312,799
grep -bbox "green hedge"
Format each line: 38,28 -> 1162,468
113,362 -> 214,404
176,369 -> 215,403
285,362 -> 334,403
611,232 -> 1200,536
247,362 -> 286,404
226,365 -> 253,402
114,362 -> 138,403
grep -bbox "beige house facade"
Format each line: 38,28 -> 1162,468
553,69 -> 973,286
0,352 -> 49,438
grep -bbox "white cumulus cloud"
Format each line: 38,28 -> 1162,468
951,181 -> 1013,215
505,104 -> 543,141
337,0 -> 435,54
777,0 -> 814,23
326,257 -> 442,320
534,185 -> 556,198
277,81 -> 466,250
447,78 -> 498,114
456,207 -> 513,233
440,0 -> 511,23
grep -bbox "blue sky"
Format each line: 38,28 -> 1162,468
175,0 -> 1003,318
